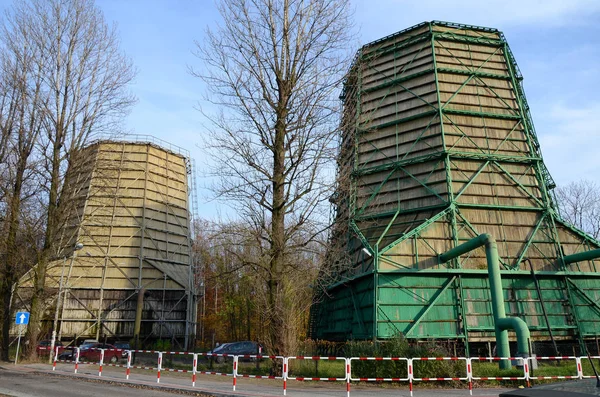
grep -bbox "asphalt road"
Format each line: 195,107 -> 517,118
0,366 -> 210,397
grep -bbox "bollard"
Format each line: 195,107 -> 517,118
408,359 -> 413,397
192,353 -> 197,387
467,359 -> 473,395
74,348 -> 80,374
233,356 -> 238,391
99,349 -> 104,377
283,357 -> 288,396
346,358 -> 351,397
126,350 -> 132,379
157,352 -> 162,383
53,346 -> 59,371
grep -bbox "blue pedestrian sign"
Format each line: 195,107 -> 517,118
15,311 -> 29,325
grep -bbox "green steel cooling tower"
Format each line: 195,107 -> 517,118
312,21 -> 600,354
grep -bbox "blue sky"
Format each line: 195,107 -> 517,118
3,0 -> 598,219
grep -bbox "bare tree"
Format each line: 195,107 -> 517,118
556,180 -> 600,240
191,0 -> 353,356
0,0 -> 137,359
0,2 -> 48,360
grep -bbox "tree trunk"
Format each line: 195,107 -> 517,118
25,134 -> 62,359
1,144 -> 29,361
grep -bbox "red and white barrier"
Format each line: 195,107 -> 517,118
45,346 -> 600,397
528,356 -> 580,381
470,356 -> 527,391
412,357 -> 470,396
578,355 -> 600,380
158,351 -> 197,386
286,356 -> 348,396
286,356 -> 347,382
348,356 -> 410,382
235,355 -> 285,380
348,357 -> 410,396
193,352 -> 235,378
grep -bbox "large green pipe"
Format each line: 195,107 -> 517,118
563,249 -> 600,265
439,234 -> 530,369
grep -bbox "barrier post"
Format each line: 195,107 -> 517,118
126,350 -> 132,379
53,346 -> 59,371
576,357 -> 583,379
192,353 -> 197,387
345,358 -> 350,397
466,358 -> 473,395
233,355 -> 238,391
408,358 -> 413,397
524,357 -> 530,388
74,348 -> 80,374
157,352 -> 163,383
283,357 -> 288,396
99,349 -> 104,377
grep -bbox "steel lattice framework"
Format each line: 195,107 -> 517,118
312,21 -> 600,355
17,139 -> 196,348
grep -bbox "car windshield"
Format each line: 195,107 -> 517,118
212,343 -> 230,353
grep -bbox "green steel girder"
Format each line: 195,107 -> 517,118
362,66 -> 514,96
350,219 -> 373,253
514,212 -> 548,269
360,67 -> 432,93
491,161 -> 546,208
379,206 -> 453,254
437,67 -> 512,81
556,218 -> 600,248
361,21 -> 501,64
357,110 -> 437,133
354,203 -> 447,222
434,31 -> 504,47
360,30 -> 432,63
563,276 -> 586,351
453,161 -> 490,201
355,168 -> 397,217
566,278 -> 600,318
404,276 -> 457,336
353,141 -> 542,180
444,108 -> 522,121
458,203 -> 545,212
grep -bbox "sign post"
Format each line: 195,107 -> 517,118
14,311 -> 30,365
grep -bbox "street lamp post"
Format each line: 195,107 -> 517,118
49,242 -> 83,363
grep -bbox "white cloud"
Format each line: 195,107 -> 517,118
354,0 -> 600,43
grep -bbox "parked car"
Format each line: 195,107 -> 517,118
207,341 -> 265,363
58,343 -> 120,363
113,341 -> 130,358
36,340 -> 63,356
79,339 -> 99,348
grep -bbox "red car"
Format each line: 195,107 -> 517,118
36,340 -> 63,356
58,343 -> 121,363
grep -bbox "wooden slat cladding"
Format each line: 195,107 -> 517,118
334,20 -> 599,278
